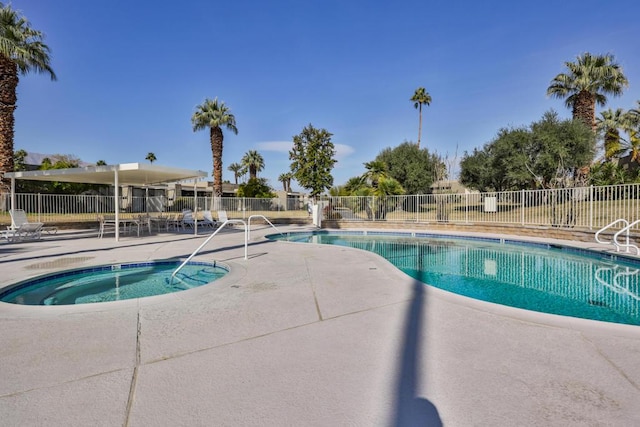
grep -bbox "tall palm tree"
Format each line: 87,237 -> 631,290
278,172 -> 292,192
596,108 -> 627,161
410,87 -> 432,148
227,162 -> 244,185
145,152 -> 156,163
0,3 -> 56,187
547,53 -> 628,132
192,97 -> 237,197
241,150 -> 264,180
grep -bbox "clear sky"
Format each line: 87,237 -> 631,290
10,0 -> 640,191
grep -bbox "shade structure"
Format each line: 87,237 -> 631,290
4,163 -> 208,240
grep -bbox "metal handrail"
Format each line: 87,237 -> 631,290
595,218 -> 629,249
247,214 -> 283,240
171,219 -> 248,279
613,219 -> 640,255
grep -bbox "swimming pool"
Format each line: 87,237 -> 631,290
0,261 -> 228,306
269,231 -> 640,326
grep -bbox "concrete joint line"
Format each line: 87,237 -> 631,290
582,333 -> 640,393
124,307 -> 142,427
304,257 -> 323,321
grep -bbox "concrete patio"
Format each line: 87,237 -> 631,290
0,225 -> 639,426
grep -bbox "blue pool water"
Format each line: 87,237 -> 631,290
270,231 -> 640,326
0,261 -> 228,306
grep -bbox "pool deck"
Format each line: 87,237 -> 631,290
1,225 -> 639,426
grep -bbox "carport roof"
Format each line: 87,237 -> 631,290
4,163 -> 208,186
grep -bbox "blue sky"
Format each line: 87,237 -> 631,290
11,0 -> 640,191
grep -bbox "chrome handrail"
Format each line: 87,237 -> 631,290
613,219 -> 640,255
595,218 -> 629,249
171,219 -> 248,279
247,214 -> 283,240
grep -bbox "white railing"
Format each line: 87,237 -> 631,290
614,220 -> 640,255
1,183 -> 639,231
171,219 -> 249,280
595,219 -> 629,249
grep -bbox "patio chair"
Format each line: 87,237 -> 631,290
2,222 -> 44,242
202,211 -> 218,229
181,209 -> 196,229
166,213 -> 183,231
217,210 -> 229,223
97,214 -> 117,238
130,213 -> 152,236
10,209 -> 57,235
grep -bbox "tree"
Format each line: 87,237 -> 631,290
241,150 -> 264,180
0,3 -> 56,190
596,108 -> 627,161
145,152 -> 156,163
278,172 -> 293,192
191,97 -> 237,197
547,53 -> 628,132
410,87 -> 432,148
621,101 -> 640,163
459,111 -> 595,191
13,148 -> 27,171
289,124 -> 337,198
375,141 -> 444,194
361,160 -> 389,187
459,148 -> 494,192
237,177 -> 275,198
227,162 -> 245,184
96,160 -> 107,166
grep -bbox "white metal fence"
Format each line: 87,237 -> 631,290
1,183 -> 639,230
319,184 -> 640,230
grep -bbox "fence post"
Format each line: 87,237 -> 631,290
589,185 -> 593,230
521,189 -> 524,226
38,193 -> 42,222
465,193 -> 469,223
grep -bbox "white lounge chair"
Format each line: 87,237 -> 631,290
202,211 -> 218,229
2,222 -> 44,242
181,209 -> 196,229
7,209 -> 47,241
11,209 -> 57,233
217,210 -> 229,223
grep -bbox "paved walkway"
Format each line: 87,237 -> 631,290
0,225 -> 639,426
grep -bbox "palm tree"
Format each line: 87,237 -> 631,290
547,53 -> 628,132
191,97 -> 237,197
278,172 -> 292,192
410,87 -> 432,148
95,160 -> 107,166
596,108 -> 627,161
0,3 -> 56,187
145,152 -> 156,163
362,160 -> 389,188
241,150 -> 264,180
227,162 -> 245,185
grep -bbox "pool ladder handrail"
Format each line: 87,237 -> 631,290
170,216 -> 283,280
171,219 -> 248,279
595,218 -> 629,251
613,219 -> 640,255
247,214 -> 283,240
